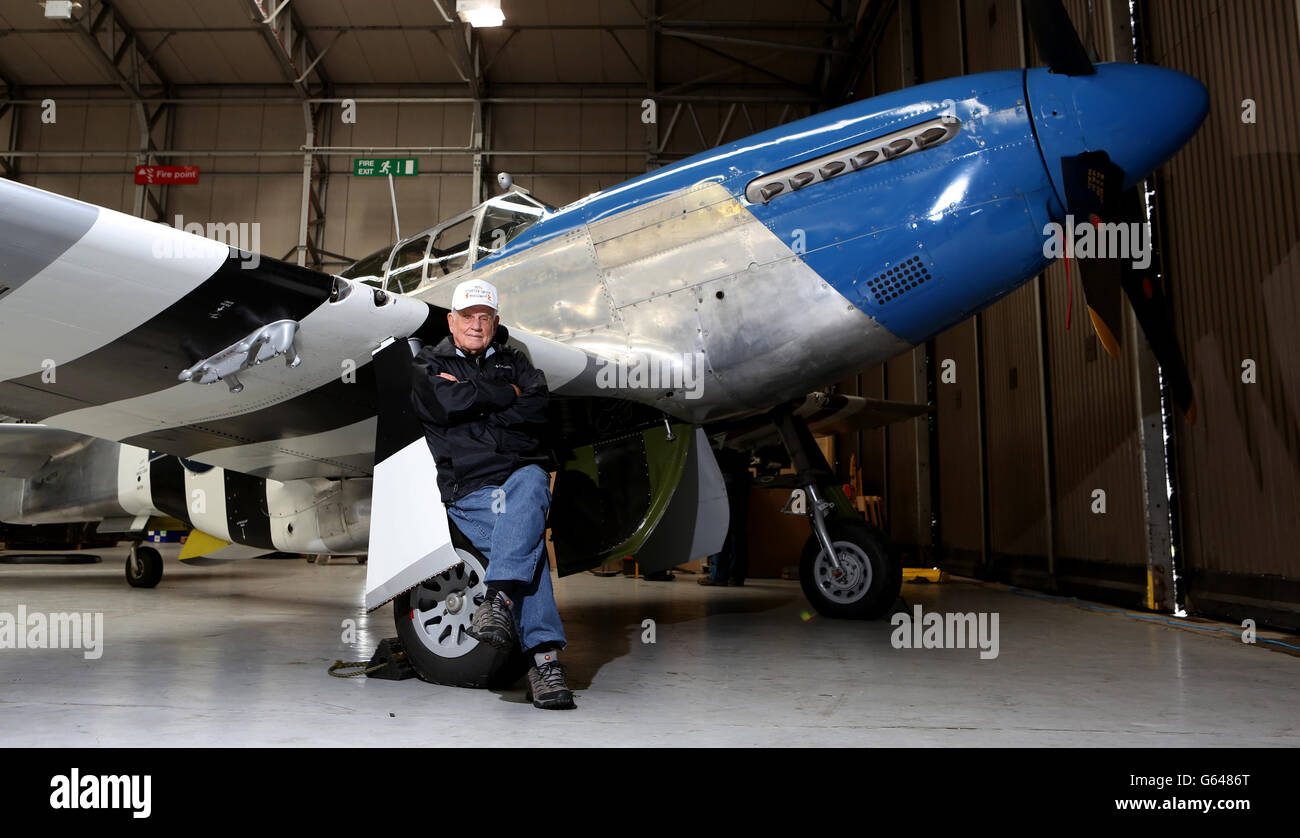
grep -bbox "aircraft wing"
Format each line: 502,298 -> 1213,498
0,423 -> 91,479
797,391 -> 931,435
0,180 -> 593,482
718,391 -> 930,451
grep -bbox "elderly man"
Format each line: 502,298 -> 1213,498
409,278 -> 574,710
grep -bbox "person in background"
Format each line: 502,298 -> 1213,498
699,446 -> 752,587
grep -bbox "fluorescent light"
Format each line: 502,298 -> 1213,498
42,1 -> 74,19
463,8 -> 504,27
456,0 -> 504,28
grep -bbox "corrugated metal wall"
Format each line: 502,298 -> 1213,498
1146,0 -> 1300,628
1036,0 -> 1150,601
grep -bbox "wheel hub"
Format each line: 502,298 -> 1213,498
407,552 -> 483,659
829,550 -> 864,590
814,541 -> 873,604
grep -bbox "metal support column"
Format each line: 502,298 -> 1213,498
1119,0 -> 1178,611
645,0 -> 658,172
471,101 -> 484,205
298,102 -> 315,267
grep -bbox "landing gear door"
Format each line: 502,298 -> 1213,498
631,427 -> 729,575
549,423 -> 727,576
365,337 -> 462,612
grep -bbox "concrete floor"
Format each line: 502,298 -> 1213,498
1,544 -> 1297,747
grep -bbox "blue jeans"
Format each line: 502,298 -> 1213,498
446,464 -> 565,653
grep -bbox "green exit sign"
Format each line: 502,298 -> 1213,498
353,157 -> 418,176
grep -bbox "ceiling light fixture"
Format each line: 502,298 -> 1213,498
39,1 -> 83,20
456,0 -> 504,28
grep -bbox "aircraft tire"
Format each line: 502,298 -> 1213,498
799,519 -> 900,619
394,531 -> 529,689
125,545 -> 164,588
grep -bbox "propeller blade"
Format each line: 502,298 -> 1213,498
1057,151 -> 1197,420
1061,152 -> 1125,358
1024,0 -> 1096,76
1121,256 -> 1197,423
1082,267 -> 1124,360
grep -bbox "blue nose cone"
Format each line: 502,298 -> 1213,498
1027,62 -> 1209,212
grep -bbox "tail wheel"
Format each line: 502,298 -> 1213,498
394,536 -> 528,689
125,545 -> 163,588
799,519 -> 900,619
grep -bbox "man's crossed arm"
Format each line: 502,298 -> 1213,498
411,350 -> 548,427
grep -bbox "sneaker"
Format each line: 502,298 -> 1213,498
525,661 -> 576,709
466,590 -> 518,650
697,576 -> 727,586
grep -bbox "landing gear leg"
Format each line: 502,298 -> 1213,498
768,405 -> 901,619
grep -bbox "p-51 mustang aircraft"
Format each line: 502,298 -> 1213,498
0,2 -> 1206,686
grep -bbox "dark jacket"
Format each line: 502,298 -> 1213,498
410,335 -> 551,503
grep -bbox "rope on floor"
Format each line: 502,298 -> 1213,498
328,659 -> 388,677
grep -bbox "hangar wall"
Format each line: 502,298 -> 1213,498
14,102 -> 138,214
1146,0 -> 1300,628
4,87 -> 801,272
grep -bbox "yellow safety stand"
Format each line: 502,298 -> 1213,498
902,568 -> 949,583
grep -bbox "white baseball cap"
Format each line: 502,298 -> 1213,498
450,278 -> 499,312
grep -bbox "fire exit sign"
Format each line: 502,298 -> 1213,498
353,158 -> 418,176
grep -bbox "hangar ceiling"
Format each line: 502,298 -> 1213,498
0,0 -> 897,268
0,0 -> 882,103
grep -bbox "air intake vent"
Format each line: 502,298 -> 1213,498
745,115 -> 961,205
866,255 -> 932,306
